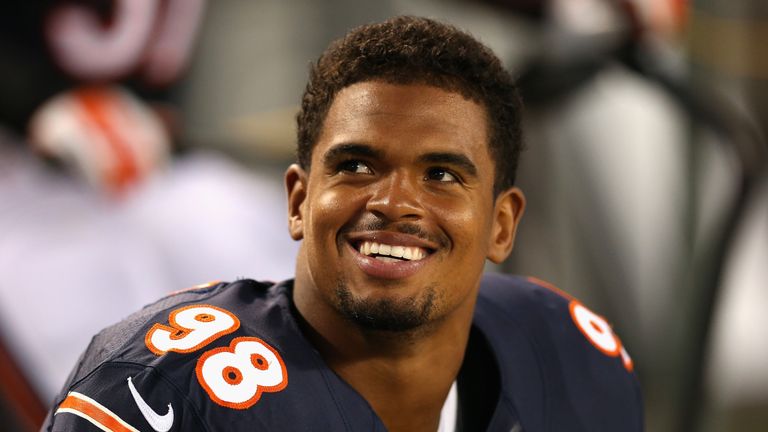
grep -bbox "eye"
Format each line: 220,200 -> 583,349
337,160 -> 373,175
425,167 -> 459,183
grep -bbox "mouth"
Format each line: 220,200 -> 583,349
345,232 -> 438,280
355,240 -> 431,262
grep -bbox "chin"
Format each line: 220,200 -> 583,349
333,282 -> 438,332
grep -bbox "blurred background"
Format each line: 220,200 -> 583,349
0,0 -> 765,431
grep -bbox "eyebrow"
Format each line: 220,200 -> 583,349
418,152 -> 478,178
322,143 -> 383,166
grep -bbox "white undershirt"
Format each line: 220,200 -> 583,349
437,381 -> 458,432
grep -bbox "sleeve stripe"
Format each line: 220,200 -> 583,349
526,276 -> 575,301
55,392 -> 140,432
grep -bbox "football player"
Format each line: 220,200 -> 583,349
43,16 -> 643,431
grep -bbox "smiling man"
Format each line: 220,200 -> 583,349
43,16 -> 643,432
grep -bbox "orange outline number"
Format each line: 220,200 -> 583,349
620,345 -> 634,372
569,300 -> 634,371
528,277 -> 634,373
196,337 -> 288,410
569,301 -> 620,356
145,304 -> 240,355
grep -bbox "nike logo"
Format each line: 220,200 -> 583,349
127,376 -> 174,432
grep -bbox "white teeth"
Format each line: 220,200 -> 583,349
375,256 -> 400,263
357,241 -> 428,261
403,248 -> 413,260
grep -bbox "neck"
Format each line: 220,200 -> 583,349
293,270 -> 474,431
303,307 -> 471,432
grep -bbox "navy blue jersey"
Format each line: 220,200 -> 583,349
42,274 -> 643,431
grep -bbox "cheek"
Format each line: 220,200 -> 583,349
427,195 -> 493,250
315,188 -> 345,213
306,187 -> 362,241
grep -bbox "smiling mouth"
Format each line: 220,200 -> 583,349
356,240 -> 431,262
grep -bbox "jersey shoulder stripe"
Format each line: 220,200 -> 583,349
56,391 -> 140,432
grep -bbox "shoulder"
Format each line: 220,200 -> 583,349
479,272 -> 577,309
44,278 -> 382,432
476,272 -> 643,432
64,279 -> 282,380
43,279 -> 292,431
478,272 -> 633,370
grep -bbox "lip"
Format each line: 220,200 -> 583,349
344,231 -> 437,280
346,231 -> 440,250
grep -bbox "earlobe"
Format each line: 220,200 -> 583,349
285,164 -> 308,241
487,187 -> 526,263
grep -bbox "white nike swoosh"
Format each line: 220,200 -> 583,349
127,376 -> 174,432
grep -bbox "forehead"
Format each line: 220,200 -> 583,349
315,81 -> 491,161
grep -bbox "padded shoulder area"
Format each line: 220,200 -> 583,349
59,279 -> 276,397
476,272 -> 643,432
480,273 -> 573,308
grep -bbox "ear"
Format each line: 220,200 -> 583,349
285,164 -> 308,241
486,187 -> 526,264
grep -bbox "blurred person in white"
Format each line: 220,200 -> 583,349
0,0 -> 297,416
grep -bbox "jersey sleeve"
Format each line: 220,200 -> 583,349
478,273 -> 644,432
43,363 -> 207,432
526,276 -> 644,431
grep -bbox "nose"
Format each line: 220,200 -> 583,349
365,171 -> 425,221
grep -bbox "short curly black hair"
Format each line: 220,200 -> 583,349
296,16 -> 524,195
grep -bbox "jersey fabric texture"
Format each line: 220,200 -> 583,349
42,273 -> 643,431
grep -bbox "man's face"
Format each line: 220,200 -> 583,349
287,81 -> 524,332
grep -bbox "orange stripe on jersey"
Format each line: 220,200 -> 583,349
56,392 -> 140,432
526,276 -> 576,301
